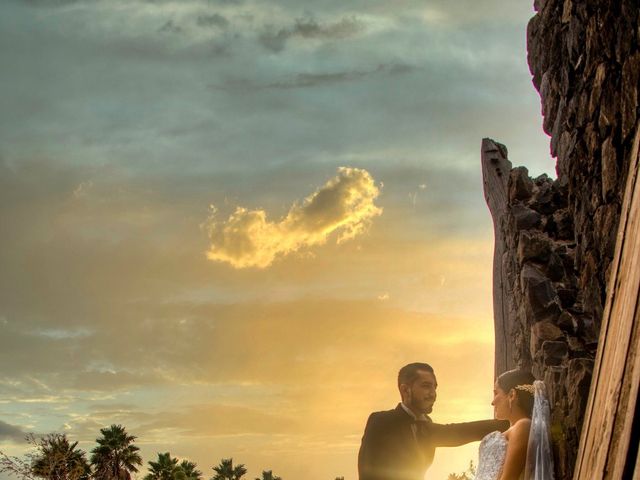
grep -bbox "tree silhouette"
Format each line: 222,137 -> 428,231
144,453 -> 180,480
254,471 -> 281,480
447,460 -> 476,480
91,425 -> 142,480
30,434 -> 91,480
177,460 -> 202,480
210,459 -> 246,480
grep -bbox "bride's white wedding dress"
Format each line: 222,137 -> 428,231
472,381 -> 554,480
473,431 -> 507,480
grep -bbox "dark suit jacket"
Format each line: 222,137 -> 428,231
358,404 -> 508,480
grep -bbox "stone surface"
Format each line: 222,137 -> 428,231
551,208 -> 573,239
588,63 -> 607,117
509,167 -> 534,202
565,358 -> 594,430
518,230 -> 553,264
521,264 -> 561,320
486,2 -> 638,477
557,287 -> 577,309
512,204 -> 542,230
542,340 -> 569,366
557,310 -> 578,333
547,252 -> 566,281
531,321 -> 564,356
601,137 -> 618,202
566,336 -> 587,356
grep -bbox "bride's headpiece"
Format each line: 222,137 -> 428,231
515,384 -> 535,395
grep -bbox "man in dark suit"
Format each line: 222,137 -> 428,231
358,362 -> 507,480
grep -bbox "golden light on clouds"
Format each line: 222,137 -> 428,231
203,167 -> 382,268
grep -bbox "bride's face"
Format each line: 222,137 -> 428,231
491,383 -> 510,420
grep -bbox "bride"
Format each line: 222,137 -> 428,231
474,369 -> 554,480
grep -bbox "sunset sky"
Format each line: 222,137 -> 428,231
0,1 -> 553,479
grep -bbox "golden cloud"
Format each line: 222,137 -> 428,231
204,167 -> 382,268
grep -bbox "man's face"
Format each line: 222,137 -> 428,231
402,370 -> 438,415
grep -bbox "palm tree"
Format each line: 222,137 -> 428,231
177,461 -> 202,480
144,453 -> 180,480
210,459 -> 246,480
254,471 -> 281,480
31,434 -> 90,480
90,425 -> 142,480
447,460 -> 476,480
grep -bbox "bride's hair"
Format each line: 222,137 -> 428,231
497,369 -> 536,417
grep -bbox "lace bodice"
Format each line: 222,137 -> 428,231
474,431 -> 507,480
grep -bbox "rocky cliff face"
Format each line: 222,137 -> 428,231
528,0 -> 639,338
483,1 -> 639,478
482,141 -> 596,479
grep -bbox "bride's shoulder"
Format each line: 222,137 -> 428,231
505,418 -> 531,440
513,417 -> 532,428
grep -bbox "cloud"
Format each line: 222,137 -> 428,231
272,70 -> 367,88
265,63 -> 414,89
259,16 -> 364,52
196,13 -> 229,29
203,167 -> 382,269
71,370 -> 168,391
288,16 -> 364,39
139,404 -> 298,436
0,420 -> 26,442
211,63 -> 414,92
158,20 -> 183,34
20,0 -> 83,6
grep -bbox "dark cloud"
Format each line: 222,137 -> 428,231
158,19 -> 183,34
258,29 -> 288,53
259,16 -> 364,52
0,420 -> 26,442
20,0 -> 86,6
20,0 -> 235,6
266,63 -> 414,89
291,16 -> 364,39
273,70 -> 368,88
196,13 -> 229,29
212,63 -> 414,92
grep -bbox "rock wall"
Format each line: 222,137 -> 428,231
483,1 -> 640,478
482,140 -> 595,479
527,0 -> 639,339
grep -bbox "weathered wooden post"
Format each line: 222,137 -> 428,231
481,138 -> 516,377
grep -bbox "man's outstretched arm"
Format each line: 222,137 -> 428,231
428,419 -> 509,447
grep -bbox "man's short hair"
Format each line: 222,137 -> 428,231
398,362 -> 434,387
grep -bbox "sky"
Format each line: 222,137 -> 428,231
0,1 -> 553,479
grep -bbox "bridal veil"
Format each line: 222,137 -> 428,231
524,380 -> 555,480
